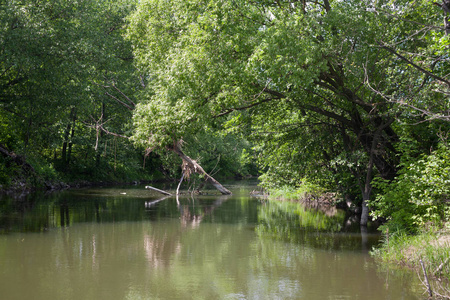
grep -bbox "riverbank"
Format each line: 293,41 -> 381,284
0,178 -> 151,197
371,228 -> 450,299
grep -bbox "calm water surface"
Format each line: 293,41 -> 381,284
0,181 -> 424,299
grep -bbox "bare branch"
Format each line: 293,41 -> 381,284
139,75 -> 146,88
104,91 -> 134,110
83,114 -> 129,150
94,80 -> 137,109
98,126 -> 130,139
112,83 -> 136,107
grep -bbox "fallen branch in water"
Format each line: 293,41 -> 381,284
145,185 -> 172,196
169,142 -> 232,195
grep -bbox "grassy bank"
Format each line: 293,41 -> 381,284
264,182 -> 338,203
371,228 -> 450,298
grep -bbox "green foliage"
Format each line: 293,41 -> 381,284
183,128 -> 257,178
370,144 -> 450,233
27,155 -> 59,183
126,0 -> 407,210
0,157 -> 13,185
1,0 -> 449,239
0,0 -> 159,188
261,178 -> 326,202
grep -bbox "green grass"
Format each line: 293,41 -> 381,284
267,181 -> 327,202
372,228 -> 450,297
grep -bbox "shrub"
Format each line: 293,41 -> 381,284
370,144 -> 450,233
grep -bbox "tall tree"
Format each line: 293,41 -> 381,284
0,0 -> 138,181
128,0 -> 424,224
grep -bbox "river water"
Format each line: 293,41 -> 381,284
0,181 -> 424,299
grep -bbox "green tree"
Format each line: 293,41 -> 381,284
127,0 -> 420,224
0,0 -> 142,184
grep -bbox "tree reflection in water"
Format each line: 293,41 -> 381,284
256,200 -> 381,252
0,186 -> 423,300
142,194 -> 232,269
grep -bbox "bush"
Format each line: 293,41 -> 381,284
370,144 -> 450,233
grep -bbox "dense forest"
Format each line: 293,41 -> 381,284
1,0 -> 450,232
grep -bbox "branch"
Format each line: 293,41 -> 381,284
364,66 -> 450,122
139,74 -> 146,88
0,105 -> 28,121
169,142 -> 232,195
214,81 -> 283,117
260,86 -> 286,98
83,115 -> 129,151
94,80 -> 137,109
0,143 -> 35,173
303,103 -> 354,127
377,40 -> 450,88
104,91 -> 134,111
112,83 -> 136,107
434,1 -> 450,14
145,185 -> 172,196
0,64 -> 14,78
98,126 -> 130,139
214,97 -> 280,118
375,7 -> 442,30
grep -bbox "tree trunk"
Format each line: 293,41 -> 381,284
359,128 -> 379,226
62,108 -> 77,167
360,191 -> 370,227
67,111 -> 76,165
169,143 -> 232,195
61,123 -> 70,165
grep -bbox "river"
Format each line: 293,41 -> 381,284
0,181 -> 424,299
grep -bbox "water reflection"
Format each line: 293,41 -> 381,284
256,200 -> 381,252
0,184 -> 424,300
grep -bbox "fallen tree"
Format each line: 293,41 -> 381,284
169,141 -> 231,195
89,112 -> 231,195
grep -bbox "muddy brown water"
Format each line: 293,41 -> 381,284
0,181 -> 424,299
